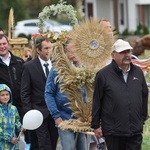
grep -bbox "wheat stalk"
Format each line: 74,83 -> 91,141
8,8 -> 14,39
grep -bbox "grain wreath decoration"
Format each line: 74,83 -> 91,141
38,0 -> 78,33
70,18 -> 117,67
50,42 -> 94,132
50,18 -> 117,132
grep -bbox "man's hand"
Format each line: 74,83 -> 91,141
94,127 -> 103,138
55,117 -> 63,126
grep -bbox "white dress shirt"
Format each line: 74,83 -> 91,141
0,52 -> 11,66
38,56 -> 52,76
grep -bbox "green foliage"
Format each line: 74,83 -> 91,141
142,90 -> 150,150
0,0 -> 77,34
120,23 -> 149,37
23,0 -> 77,20
51,0 -> 76,6
134,23 -> 149,35
122,28 -> 129,35
0,0 -> 26,33
143,25 -> 149,34
121,28 -> 133,36
142,119 -> 150,149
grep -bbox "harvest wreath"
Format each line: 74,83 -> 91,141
49,19 -> 116,132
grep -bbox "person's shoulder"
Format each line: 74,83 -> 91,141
9,104 -> 17,110
23,57 -> 37,66
95,64 -> 112,79
10,53 -> 24,63
49,67 -> 58,78
97,64 -> 111,73
50,67 -> 56,75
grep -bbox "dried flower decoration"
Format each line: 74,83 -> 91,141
31,31 -> 70,45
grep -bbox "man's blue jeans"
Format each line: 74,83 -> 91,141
58,128 -> 90,150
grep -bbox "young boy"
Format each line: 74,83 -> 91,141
0,84 -> 24,150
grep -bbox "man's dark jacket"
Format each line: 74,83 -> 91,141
21,57 -> 49,118
0,51 -> 24,117
91,60 -> 148,136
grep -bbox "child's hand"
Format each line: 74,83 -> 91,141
11,137 -> 19,144
21,126 -> 26,132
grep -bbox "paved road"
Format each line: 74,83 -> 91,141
19,135 -> 62,150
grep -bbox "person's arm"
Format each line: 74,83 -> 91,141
14,107 -> 22,132
21,64 -> 32,112
0,111 -> 12,141
45,68 -> 61,124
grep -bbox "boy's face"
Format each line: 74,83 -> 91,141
0,90 -> 10,104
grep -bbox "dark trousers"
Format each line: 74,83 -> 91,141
29,130 -> 38,150
24,130 -> 31,144
105,134 -> 142,150
36,115 -> 58,150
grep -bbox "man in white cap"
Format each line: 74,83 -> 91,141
91,39 -> 148,150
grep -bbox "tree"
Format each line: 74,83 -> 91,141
23,0 -> 77,19
0,0 -> 26,33
0,0 -> 82,33
23,0 -> 51,18
50,0 -> 76,7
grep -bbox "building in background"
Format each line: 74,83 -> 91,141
83,0 -> 150,34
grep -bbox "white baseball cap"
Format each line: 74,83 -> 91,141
112,39 -> 133,53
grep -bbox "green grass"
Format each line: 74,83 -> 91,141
140,50 -> 150,150
142,117 -> 150,149
142,93 -> 150,150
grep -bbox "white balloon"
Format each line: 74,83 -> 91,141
23,110 -> 43,130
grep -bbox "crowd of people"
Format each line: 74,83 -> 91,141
0,17 -> 149,150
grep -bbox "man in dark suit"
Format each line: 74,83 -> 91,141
21,36 -> 58,150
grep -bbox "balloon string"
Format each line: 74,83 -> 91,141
17,131 -> 22,139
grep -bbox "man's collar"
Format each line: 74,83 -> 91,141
0,52 -> 11,60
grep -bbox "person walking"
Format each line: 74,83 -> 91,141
91,39 -> 149,150
0,84 -> 24,150
21,36 -> 58,150
45,40 -> 90,150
